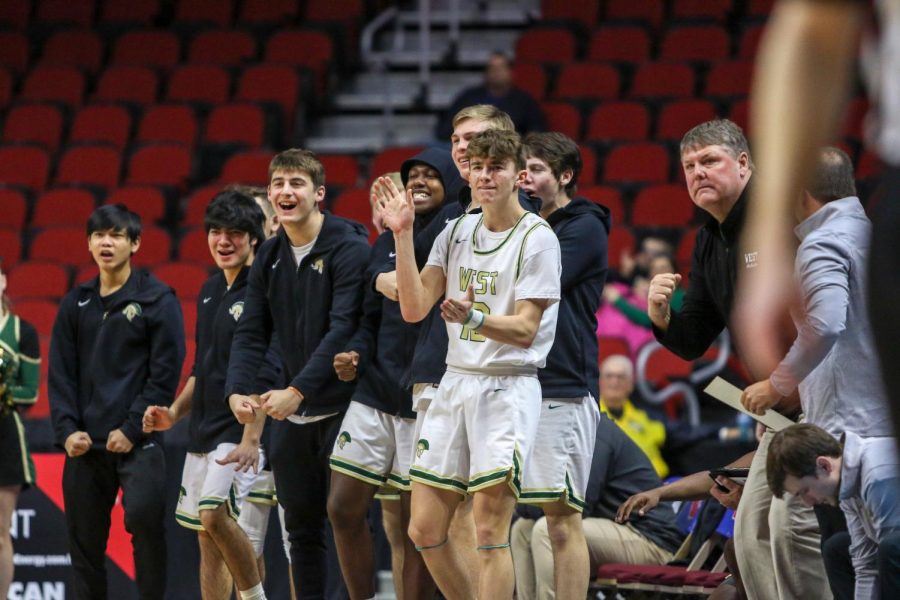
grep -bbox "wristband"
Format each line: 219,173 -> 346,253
469,309 -> 486,330
287,386 -> 303,399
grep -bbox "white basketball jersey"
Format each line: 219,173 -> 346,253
426,211 -> 561,374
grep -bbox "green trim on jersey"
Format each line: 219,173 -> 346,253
13,411 -> 35,485
471,212 -> 529,255
516,222 -> 553,279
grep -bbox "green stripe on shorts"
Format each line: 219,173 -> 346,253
329,456 -> 385,487
408,467 -> 468,494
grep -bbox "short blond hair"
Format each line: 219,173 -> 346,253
451,104 -> 515,132
466,129 -> 525,170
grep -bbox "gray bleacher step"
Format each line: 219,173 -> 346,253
334,71 -> 483,111
395,0 -> 539,27
372,29 -> 521,68
305,113 -> 439,154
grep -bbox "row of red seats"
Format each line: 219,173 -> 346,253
541,0 -> 773,29
0,28 -> 335,74
540,96 -> 871,147
0,0 -> 364,30
1,62 -> 305,121
518,59 -> 756,103
3,102 -> 271,152
517,23 -> 764,66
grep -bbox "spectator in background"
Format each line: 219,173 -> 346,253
767,424 -> 900,599
604,253 -> 684,330
0,258 -> 41,600
616,234 -> 675,284
511,414 -> 684,599
597,355 -> 668,479
435,52 -> 546,140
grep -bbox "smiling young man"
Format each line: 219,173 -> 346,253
517,131 -> 609,599
142,191 -> 276,600
225,149 -> 370,599
327,148 -> 451,600
767,424 -> 900,599
49,205 -> 185,600
377,129 -> 561,599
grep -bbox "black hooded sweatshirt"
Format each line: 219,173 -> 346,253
50,270 -> 185,448
225,212 -> 370,417
541,197 -> 610,399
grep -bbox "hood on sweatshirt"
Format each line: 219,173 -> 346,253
401,147 -> 465,209
546,196 -> 612,233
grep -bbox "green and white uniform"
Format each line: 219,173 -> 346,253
0,311 -> 40,487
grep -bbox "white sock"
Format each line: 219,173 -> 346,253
239,583 -> 266,600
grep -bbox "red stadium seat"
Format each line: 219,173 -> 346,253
671,0 -> 732,23
0,228 -> 22,268
204,103 -> 265,147
74,264 -> 98,284
235,64 -> 301,129
0,32 -> 29,74
153,262 -> 211,300
632,184 -> 695,227
94,66 -> 159,106
857,150 -> 883,180
7,261 -> 70,300
0,69 -> 11,109
0,189 -> 27,229
220,151 -> 274,186
56,145 -> 122,189
130,226 -> 172,268
554,63 -> 620,101
657,100 -> 718,141
21,65 -> 85,108
677,228 -> 697,267
319,155 -> 361,189
541,0 -> 600,28
178,226 -> 214,264
747,0 -> 775,18
604,0 -> 664,30
660,26 -> 730,62
579,145 -> 598,186
112,30 -> 181,70
43,30 -> 103,74
587,26 -> 651,63
579,186 -> 624,227
174,0 -> 234,28
331,188 -> 376,242
644,345 -> 693,387
598,336 -> 632,362
100,0 -> 161,25
12,300 -> 58,338
265,29 -> 334,95
2,103 -> 64,151
32,188 -> 97,228
137,104 -> 199,147
239,0 -> 298,25
586,102 -> 650,143
0,0 -> 30,29
604,143 -> 670,184
729,98 -> 750,132
106,186 -> 167,224
515,28 -> 577,65
127,144 -> 193,188
541,102 -> 582,140
738,24 -> 766,60
182,304 -> 198,346
183,185 -> 223,226
188,29 -> 256,66
512,62 -> 547,100
629,62 -> 696,99
166,65 -> 231,106
840,96 -> 869,141
36,0 -> 95,26
29,226 -> 93,267
70,104 -> 132,149
705,60 -> 755,98
370,147 -> 424,181
0,145 -> 50,191
606,227 -> 635,270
